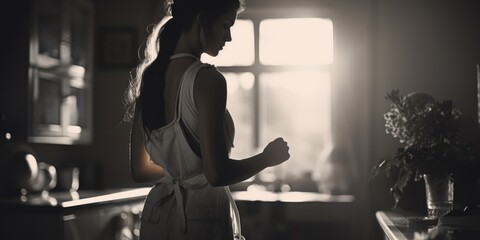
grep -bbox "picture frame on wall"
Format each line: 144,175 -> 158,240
97,27 -> 138,69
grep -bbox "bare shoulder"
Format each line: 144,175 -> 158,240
194,64 -> 226,95
193,64 -> 227,113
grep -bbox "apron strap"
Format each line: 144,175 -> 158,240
173,179 -> 187,232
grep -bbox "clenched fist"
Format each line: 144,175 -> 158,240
262,137 -> 290,167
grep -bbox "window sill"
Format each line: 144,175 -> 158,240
232,190 -> 354,203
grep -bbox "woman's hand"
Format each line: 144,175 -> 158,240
262,137 -> 290,167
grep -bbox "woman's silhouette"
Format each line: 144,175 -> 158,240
124,0 -> 290,239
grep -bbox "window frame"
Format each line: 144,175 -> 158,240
217,7 -> 336,152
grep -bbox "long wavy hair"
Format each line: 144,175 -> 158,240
124,0 -> 244,136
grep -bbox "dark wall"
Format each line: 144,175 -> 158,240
370,0 -> 480,203
89,0 -> 164,188
368,0 -> 480,238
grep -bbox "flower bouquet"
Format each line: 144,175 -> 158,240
371,89 -> 471,207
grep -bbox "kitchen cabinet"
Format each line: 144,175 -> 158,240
1,0 -> 93,145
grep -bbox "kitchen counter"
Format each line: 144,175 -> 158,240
0,187 -> 151,209
232,190 -> 354,202
1,188 -> 360,239
0,188 -> 150,240
376,209 -> 480,240
376,210 -> 435,240
1,188 -> 355,208
233,190 -> 358,240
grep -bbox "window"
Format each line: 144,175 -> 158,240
202,16 -> 334,191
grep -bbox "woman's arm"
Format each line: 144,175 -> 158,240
129,102 -> 165,182
195,68 -> 290,186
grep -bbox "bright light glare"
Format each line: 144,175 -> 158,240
202,20 -> 254,66
232,191 -> 354,202
260,18 -> 333,65
67,65 -> 85,78
67,126 -> 82,134
222,72 -> 255,159
25,154 -> 39,180
223,72 -> 255,96
61,188 -> 151,207
259,71 -> 332,180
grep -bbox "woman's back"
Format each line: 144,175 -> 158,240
146,54 -> 235,178
163,57 -> 197,125
139,55 -> 238,240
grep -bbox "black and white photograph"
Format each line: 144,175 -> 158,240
1,0 -> 480,239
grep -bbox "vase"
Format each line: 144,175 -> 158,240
423,173 -> 454,219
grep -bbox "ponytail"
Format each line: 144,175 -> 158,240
138,18 -> 183,135
124,0 -> 244,133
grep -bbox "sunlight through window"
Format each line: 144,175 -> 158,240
209,15 -> 336,192
259,71 -> 332,181
259,18 -> 333,65
223,72 -> 256,159
202,20 -> 254,66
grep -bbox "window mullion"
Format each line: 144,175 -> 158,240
217,65 -> 331,72
253,19 -> 261,149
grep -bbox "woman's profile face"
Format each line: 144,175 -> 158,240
202,7 -> 237,56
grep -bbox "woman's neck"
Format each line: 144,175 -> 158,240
174,30 -> 202,58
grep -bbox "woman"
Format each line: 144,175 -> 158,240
124,0 -> 290,239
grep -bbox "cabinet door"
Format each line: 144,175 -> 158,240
70,0 -> 92,67
36,0 -> 63,65
30,0 -> 93,144
32,70 -> 63,137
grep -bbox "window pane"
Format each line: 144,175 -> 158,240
260,18 -> 333,65
202,20 -> 255,66
223,72 -> 256,159
38,0 -> 62,59
37,77 -> 62,125
259,71 -> 332,183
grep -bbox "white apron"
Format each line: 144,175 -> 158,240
140,53 -> 243,240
